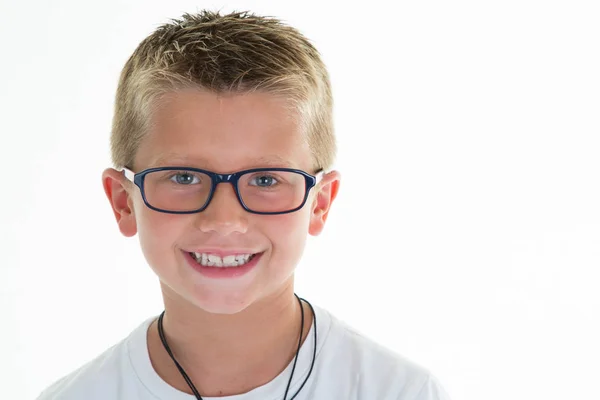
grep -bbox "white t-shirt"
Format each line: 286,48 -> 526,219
37,305 -> 451,400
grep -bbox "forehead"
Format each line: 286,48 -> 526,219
135,89 -> 312,171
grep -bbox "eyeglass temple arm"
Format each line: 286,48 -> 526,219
314,169 -> 327,186
121,167 -> 135,182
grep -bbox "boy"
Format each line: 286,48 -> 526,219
37,10 -> 451,400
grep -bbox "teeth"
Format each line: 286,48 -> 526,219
192,252 -> 254,268
223,255 -> 236,264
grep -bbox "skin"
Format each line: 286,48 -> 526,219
102,89 -> 340,396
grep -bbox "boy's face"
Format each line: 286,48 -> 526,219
103,90 -> 340,314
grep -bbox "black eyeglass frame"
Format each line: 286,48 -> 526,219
122,166 -> 325,215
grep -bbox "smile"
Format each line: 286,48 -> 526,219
189,252 -> 258,268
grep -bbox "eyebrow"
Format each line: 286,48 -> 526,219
150,153 -> 296,169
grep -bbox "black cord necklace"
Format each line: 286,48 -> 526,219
157,294 -> 317,400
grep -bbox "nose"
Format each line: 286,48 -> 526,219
194,182 -> 248,235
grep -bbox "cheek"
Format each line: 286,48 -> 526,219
264,208 -> 311,263
135,207 -> 185,265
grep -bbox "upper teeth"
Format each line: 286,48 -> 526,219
192,252 -> 254,267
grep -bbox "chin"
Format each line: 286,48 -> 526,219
184,286 -> 259,315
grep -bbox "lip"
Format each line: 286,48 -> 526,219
183,250 -> 263,279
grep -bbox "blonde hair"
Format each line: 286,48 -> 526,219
110,10 -> 336,171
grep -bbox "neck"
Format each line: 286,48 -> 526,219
146,282 -> 313,397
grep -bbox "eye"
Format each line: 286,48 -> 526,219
170,172 -> 200,185
250,174 -> 279,187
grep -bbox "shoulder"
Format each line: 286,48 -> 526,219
319,308 -> 451,399
36,343 -> 122,400
323,309 -> 428,377
35,317 -> 155,400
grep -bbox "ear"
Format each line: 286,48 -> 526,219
308,170 -> 341,236
102,168 -> 138,237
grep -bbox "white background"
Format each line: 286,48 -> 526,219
1,0 -> 599,399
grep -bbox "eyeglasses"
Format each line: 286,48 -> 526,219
122,166 -> 324,215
